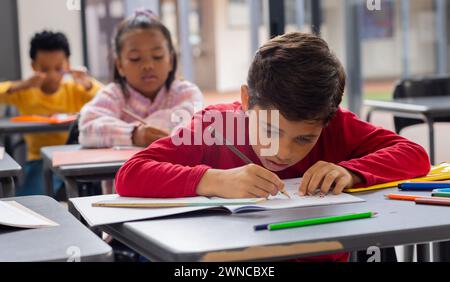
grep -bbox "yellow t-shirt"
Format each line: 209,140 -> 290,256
0,80 -> 101,160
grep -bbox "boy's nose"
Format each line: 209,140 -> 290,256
275,140 -> 292,162
47,70 -> 62,79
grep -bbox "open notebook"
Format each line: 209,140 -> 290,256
0,201 -> 59,229
70,178 -> 365,227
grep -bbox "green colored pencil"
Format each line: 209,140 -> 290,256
432,192 -> 450,198
267,212 -> 377,231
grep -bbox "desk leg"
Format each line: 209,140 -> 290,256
417,243 -> 431,262
64,178 -> 79,199
426,116 -> 436,165
43,164 -> 54,198
433,242 -> 450,262
0,177 -> 15,198
365,108 -> 374,122
402,245 -> 414,262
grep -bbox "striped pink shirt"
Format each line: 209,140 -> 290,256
79,80 -> 203,148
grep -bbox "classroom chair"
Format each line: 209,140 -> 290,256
1,105 -> 27,188
391,75 -> 450,262
393,75 -> 450,134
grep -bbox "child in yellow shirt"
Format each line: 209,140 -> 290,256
0,31 -> 102,196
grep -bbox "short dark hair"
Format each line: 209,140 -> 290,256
247,32 -> 346,124
29,31 -> 71,60
113,9 -> 177,92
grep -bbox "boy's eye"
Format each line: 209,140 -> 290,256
295,137 -> 313,144
153,55 -> 164,61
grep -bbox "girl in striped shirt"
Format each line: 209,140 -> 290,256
79,9 -> 203,148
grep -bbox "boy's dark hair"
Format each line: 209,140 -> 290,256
113,9 -> 177,93
29,31 -> 71,60
247,32 -> 346,124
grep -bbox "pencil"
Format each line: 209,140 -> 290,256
122,109 -> 147,125
254,212 -> 377,231
415,197 -> 450,207
385,194 -> 427,201
207,126 -> 291,199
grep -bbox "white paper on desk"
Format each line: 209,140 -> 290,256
0,147 -> 4,160
70,178 -> 365,227
0,201 -> 59,228
224,178 -> 365,212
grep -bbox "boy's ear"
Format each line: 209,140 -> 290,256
240,85 -> 250,111
31,61 -> 37,72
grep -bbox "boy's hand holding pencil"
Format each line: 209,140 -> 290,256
196,165 -> 286,199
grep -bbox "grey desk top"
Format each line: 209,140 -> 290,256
0,153 -> 21,178
365,96 -> 450,115
41,145 -> 124,178
0,118 -> 73,135
0,196 -> 113,262
101,188 -> 450,262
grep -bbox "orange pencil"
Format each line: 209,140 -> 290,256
385,194 -> 428,202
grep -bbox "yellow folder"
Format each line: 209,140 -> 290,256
344,162 -> 450,193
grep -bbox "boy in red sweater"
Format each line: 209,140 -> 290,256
115,32 -> 430,261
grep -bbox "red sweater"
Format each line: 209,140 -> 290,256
115,103 -> 430,262
116,102 -> 430,198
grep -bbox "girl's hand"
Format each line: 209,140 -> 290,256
132,125 -> 169,147
299,161 -> 362,196
196,164 -> 285,199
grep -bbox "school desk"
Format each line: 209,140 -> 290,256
80,188 -> 450,262
0,117 -> 73,135
0,196 -> 112,261
41,145 -> 131,198
0,118 -> 73,155
0,152 -> 21,198
365,96 -> 450,164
